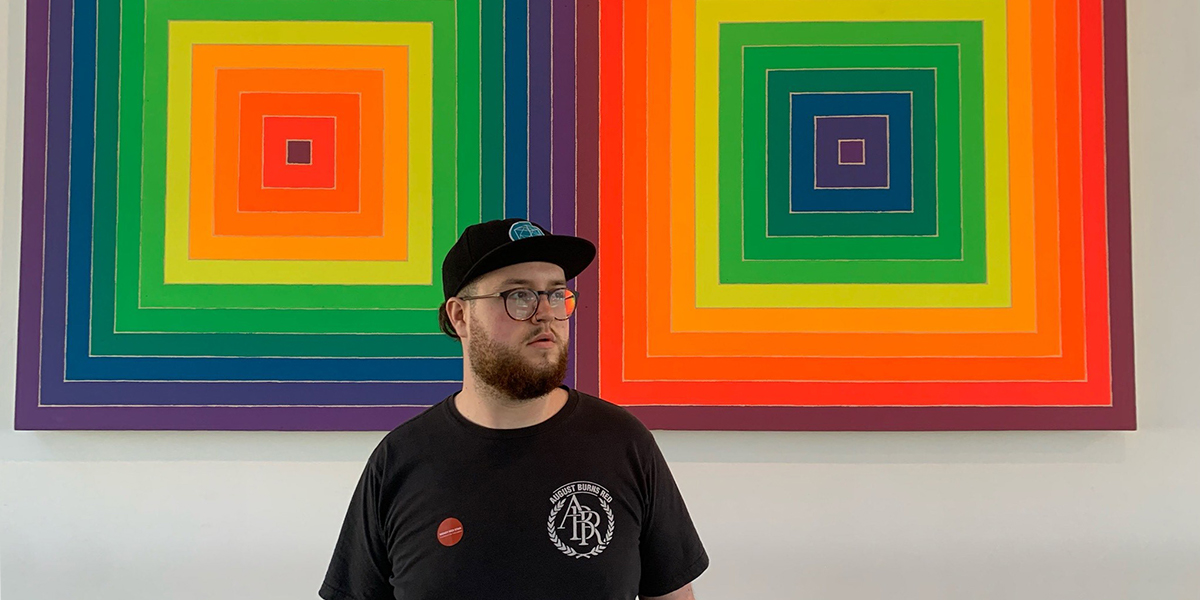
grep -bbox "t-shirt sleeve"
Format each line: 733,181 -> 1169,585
319,454 -> 394,600
637,437 -> 709,597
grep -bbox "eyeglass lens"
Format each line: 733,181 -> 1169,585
506,289 -> 577,320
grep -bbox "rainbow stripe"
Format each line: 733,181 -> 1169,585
15,0 -> 1134,431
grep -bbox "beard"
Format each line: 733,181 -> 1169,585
467,315 -> 568,401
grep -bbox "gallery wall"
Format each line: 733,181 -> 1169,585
3,0 -> 1199,598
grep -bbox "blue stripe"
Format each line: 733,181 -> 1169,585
57,0 -> 463,383
504,0 -> 528,217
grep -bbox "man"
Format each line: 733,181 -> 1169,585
320,219 -> 709,600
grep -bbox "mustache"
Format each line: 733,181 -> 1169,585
526,329 -> 561,344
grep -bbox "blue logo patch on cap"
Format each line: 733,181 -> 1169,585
509,221 -> 544,241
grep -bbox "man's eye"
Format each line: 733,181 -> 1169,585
511,290 -> 536,304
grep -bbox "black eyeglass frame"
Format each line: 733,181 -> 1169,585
457,287 -> 580,321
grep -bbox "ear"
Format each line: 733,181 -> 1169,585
446,298 -> 469,339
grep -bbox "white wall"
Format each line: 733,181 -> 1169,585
3,0 -> 1199,598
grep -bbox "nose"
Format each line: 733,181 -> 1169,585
531,292 -> 556,323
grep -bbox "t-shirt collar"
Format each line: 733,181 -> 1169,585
444,385 -> 580,439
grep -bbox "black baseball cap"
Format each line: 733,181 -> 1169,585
441,219 -> 597,300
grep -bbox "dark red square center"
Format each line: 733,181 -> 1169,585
286,139 -> 313,165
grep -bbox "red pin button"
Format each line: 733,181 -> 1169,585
437,518 -> 464,547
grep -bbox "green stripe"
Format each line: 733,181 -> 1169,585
714,20 -> 988,285
479,0 -> 505,222
90,0 -> 475,356
760,69 -> 938,238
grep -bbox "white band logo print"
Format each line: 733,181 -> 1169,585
548,481 -> 615,559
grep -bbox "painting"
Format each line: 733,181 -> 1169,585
15,0 -> 1134,431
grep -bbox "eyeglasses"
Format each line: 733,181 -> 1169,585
458,288 -> 579,321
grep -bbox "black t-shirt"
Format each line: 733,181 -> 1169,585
319,386 -> 709,600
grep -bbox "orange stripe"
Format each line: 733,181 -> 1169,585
237,93 -> 363,214
610,0 -> 1090,382
1084,0 -> 1114,390
1052,0 -> 1088,376
1078,0 -> 1115,397
213,68 -> 382,237
187,44 -> 409,261
662,18 -> 1040,335
653,11 -> 1045,341
197,68 -> 397,259
646,2 -> 1056,353
600,0 -> 1112,405
597,0 -> 626,394
226,89 -> 367,226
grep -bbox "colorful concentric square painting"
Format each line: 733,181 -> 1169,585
15,0 -> 1134,431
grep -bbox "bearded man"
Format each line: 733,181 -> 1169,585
321,219 -> 709,600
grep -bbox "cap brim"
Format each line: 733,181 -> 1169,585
454,235 -> 597,295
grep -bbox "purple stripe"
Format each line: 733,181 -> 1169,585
21,404 -> 435,432
551,0 -> 576,236
41,0 -> 71,396
13,0 -> 51,429
628,0 -> 1137,432
527,0 -> 552,225
629,405 -> 1139,432
1101,0 -> 1137,429
17,0 -> 460,430
551,0 -> 578,389
40,379 -> 458,407
573,0 -> 600,394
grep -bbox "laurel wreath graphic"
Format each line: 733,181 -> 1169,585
547,496 -> 615,559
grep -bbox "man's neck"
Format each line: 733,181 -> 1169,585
454,380 -> 569,430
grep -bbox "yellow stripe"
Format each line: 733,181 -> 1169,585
162,21 -> 434,284
687,0 -> 1012,308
